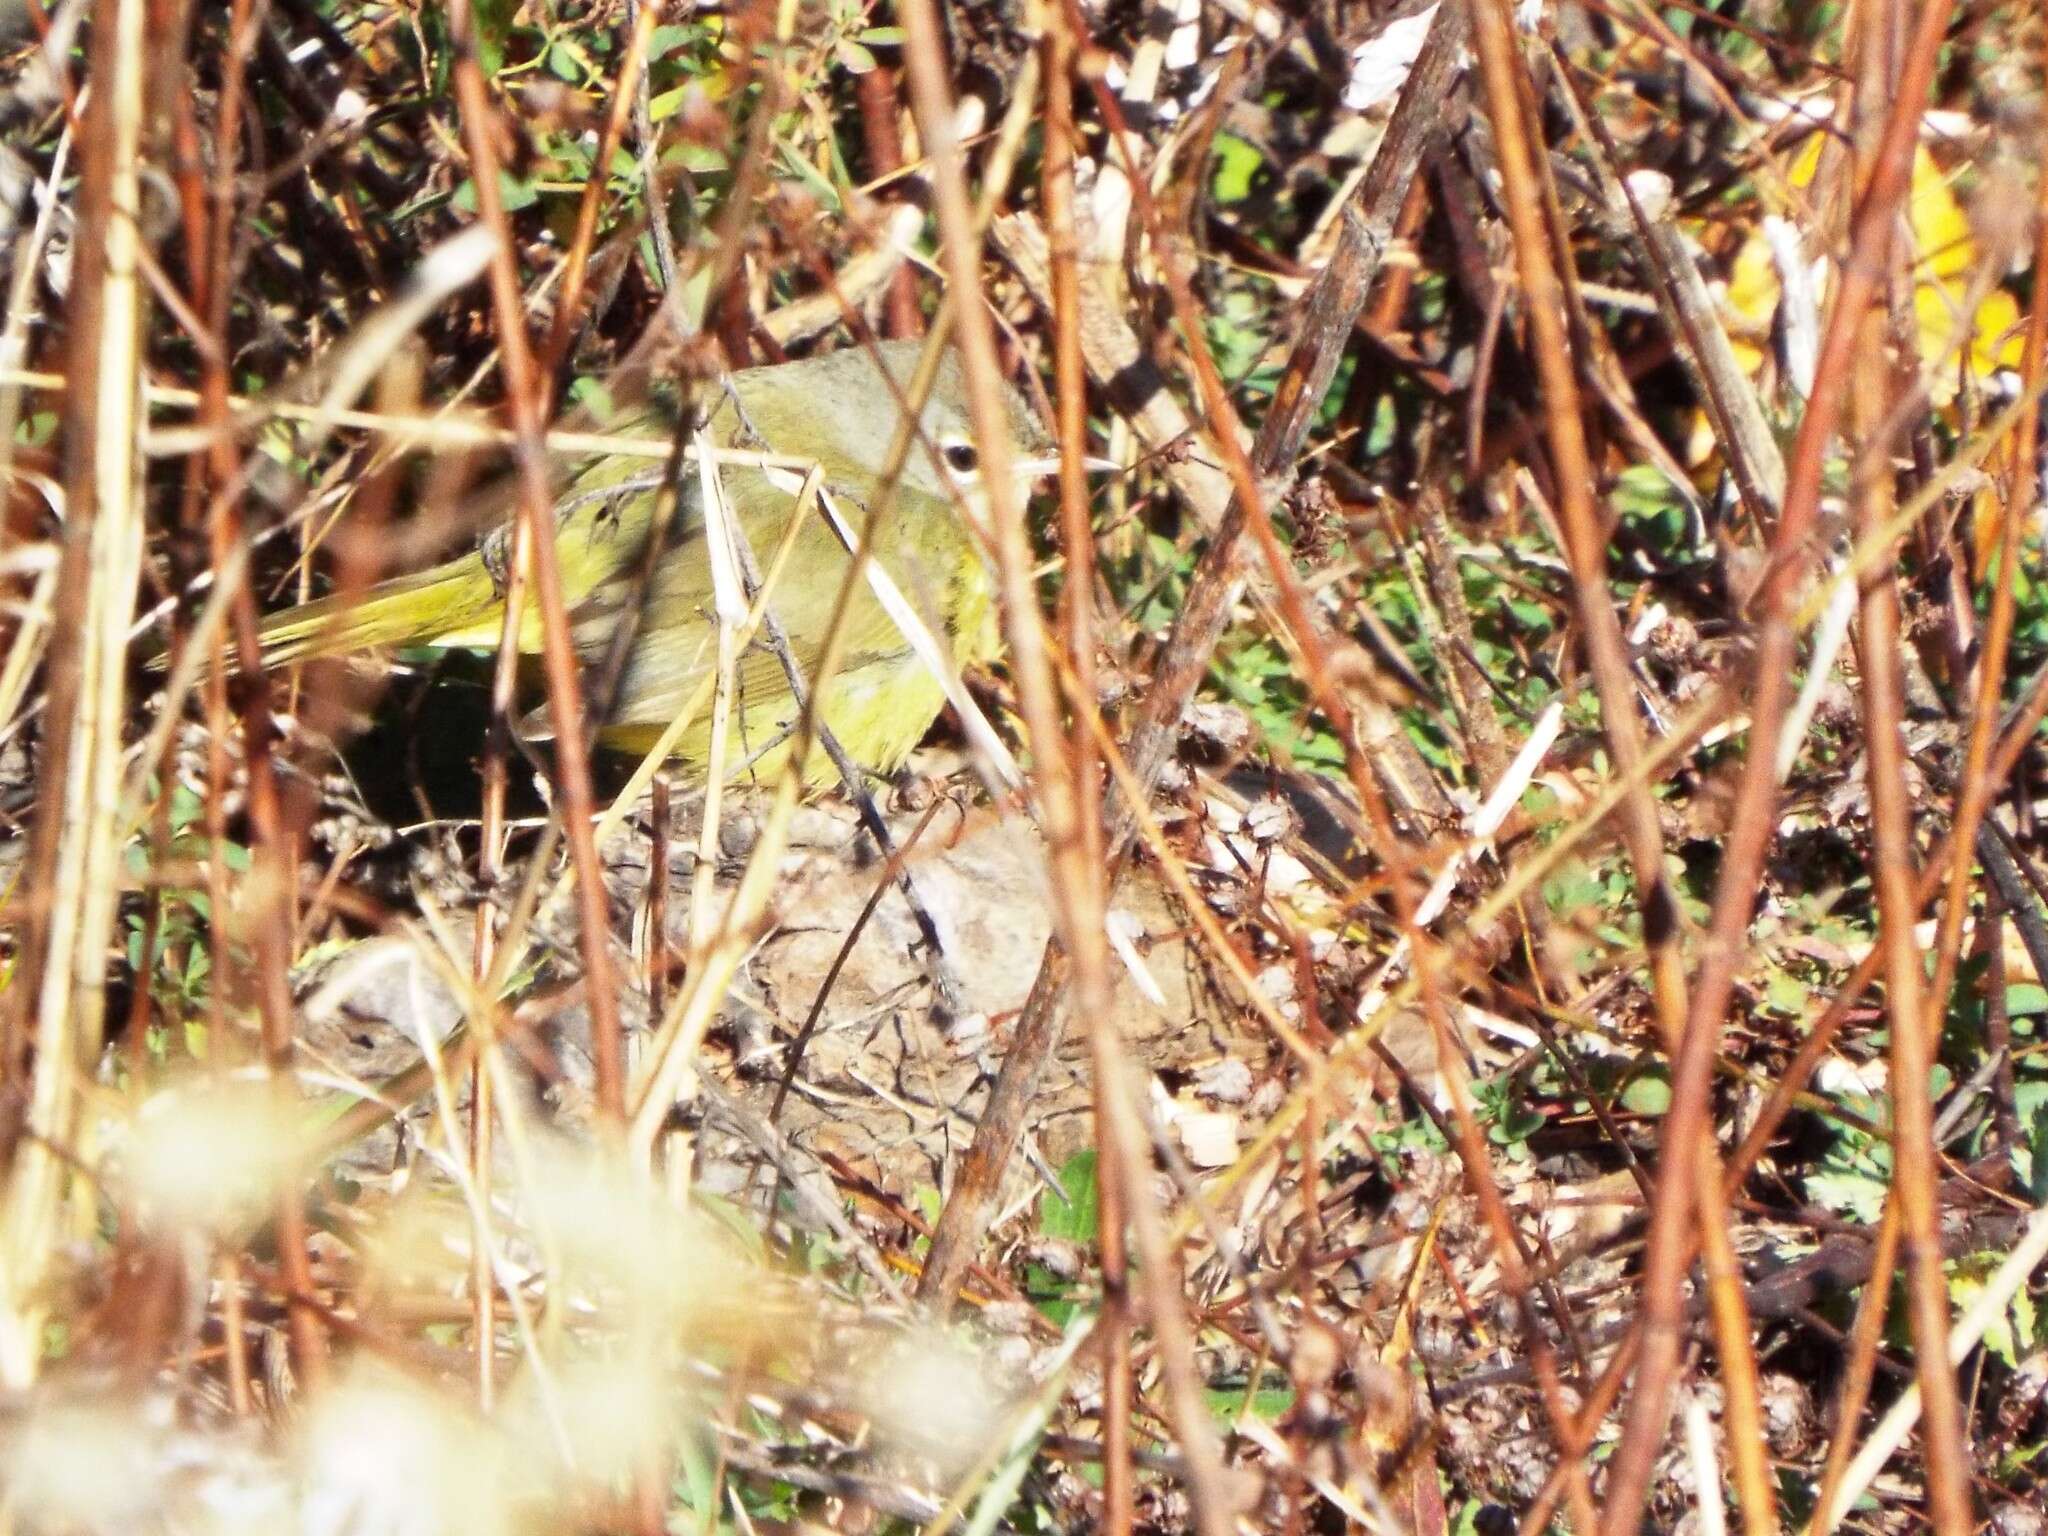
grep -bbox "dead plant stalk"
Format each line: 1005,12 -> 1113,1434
1467,1 -> 1779,1529
1600,0 -> 1963,1524
446,0 -> 626,1126
0,0 -> 154,1390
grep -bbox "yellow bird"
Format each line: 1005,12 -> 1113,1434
251,342 -> 1059,783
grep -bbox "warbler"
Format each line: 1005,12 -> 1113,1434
249,342 -> 1061,783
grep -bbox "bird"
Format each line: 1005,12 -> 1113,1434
244,341 -> 1062,784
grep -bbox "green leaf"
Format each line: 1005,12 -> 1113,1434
648,23 -> 702,58
14,410 -> 58,446
671,141 -> 729,175
547,41 -> 585,83
1805,1168 -> 1888,1224
1621,1069 -> 1672,1116
452,171 -> 540,214
568,377 -> 616,422
1207,1382 -> 1296,1422
1762,967 -> 1810,1018
1950,1259 -> 2037,1367
2027,1099 -> 2048,1206
776,142 -> 842,213
692,1188 -> 770,1264
1476,1075 -> 1543,1147
1210,133 -> 1263,205
670,1426 -> 720,1519
169,783 -> 205,832
1038,1151 -> 1100,1243
471,0 -> 517,76
2006,982 -> 2048,1017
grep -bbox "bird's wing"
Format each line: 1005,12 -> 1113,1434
425,448 -> 674,652
597,471 -> 961,738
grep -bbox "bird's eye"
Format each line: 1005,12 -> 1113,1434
941,441 -> 980,475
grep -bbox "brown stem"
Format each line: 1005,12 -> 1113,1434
540,0 -> 662,382
447,4 -> 625,1126
1041,14 -> 1130,1535
912,0 -> 1469,1319
1470,6 -> 1772,1525
1844,66 -> 1971,1536
854,60 -> 920,339
195,0 -> 327,1385
1600,1 -> 1959,1523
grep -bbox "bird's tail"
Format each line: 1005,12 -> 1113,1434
255,560 -> 504,666
152,559 -> 506,673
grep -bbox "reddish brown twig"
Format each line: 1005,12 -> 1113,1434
853,60 -> 921,339
1468,5 -> 1772,1525
1041,10 -> 1131,1533
446,0 -> 625,1126
1601,1 -> 1963,1526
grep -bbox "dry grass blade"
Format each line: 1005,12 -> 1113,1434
0,0 -> 151,1387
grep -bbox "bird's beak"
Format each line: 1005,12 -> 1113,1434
1014,454 -> 1122,478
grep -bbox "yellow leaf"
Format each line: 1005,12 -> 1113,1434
1710,138 -> 2022,413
